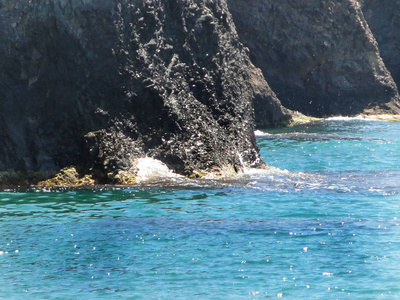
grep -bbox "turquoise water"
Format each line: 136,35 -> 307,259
1,119 -> 400,299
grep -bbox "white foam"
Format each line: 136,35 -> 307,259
136,158 -> 183,183
325,116 -> 385,122
241,165 -> 290,177
325,116 -> 364,121
254,130 -> 272,137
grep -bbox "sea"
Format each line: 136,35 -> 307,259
1,118 -> 399,299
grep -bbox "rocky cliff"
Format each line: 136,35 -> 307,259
0,0 -> 292,185
1,0 -> 400,186
228,0 -> 400,117
361,0 -> 400,88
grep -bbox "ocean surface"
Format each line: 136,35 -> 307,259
1,118 -> 400,299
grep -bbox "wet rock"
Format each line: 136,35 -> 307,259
0,0 -> 288,185
37,167 -> 94,187
228,0 -> 400,117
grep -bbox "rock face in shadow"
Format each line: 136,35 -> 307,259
0,0 -> 292,183
228,0 -> 400,117
361,0 -> 400,88
249,66 -> 293,128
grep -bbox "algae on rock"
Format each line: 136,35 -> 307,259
37,167 -> 95,187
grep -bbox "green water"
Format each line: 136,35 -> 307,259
1,119 -> 400,299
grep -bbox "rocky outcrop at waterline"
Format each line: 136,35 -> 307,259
0,0 -> 293,185
228,0 -> 400,117
360,0 -> 400,89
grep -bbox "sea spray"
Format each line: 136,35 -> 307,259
136,158 -> 183,184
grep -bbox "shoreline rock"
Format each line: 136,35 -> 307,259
37,167 -> 95,187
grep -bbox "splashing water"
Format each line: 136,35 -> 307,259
136,157 -> 183,184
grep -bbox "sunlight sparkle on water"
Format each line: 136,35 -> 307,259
1,119 -> 400,299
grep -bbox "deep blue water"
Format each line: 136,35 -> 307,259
1,119 -> 400,299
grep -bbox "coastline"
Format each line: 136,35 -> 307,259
289,112 -> 400,126
2,112 -> 399,189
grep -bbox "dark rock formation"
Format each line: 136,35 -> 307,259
249,66 -> 292,128
361,0 -> 400,88
228,0 -> 400,117
0,0 -> 291,184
